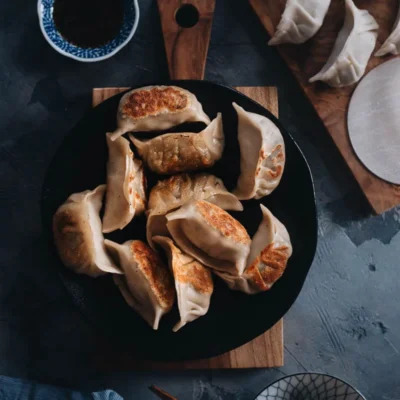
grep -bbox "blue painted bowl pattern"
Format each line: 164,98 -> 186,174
39,0 -> 137,60
256,374 -> 365,400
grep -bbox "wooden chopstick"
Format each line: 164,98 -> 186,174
149,385 -> 178,400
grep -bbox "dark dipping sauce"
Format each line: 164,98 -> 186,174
53,0 -> 124,49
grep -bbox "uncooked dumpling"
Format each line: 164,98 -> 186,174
110,86 -> 210,140
375,2 -> 400,56
309,0 -> 378,87
146,173 -> 243,249
153,236 -> 213,332
105,239 -> 175,330
102,133 -> 146,233
269,0 -> 331,45
52,185 -> 121,277
129,113 -> 224,175
215,205 -> 292,294
233,103 -> 285,200
166,200 -> 251,276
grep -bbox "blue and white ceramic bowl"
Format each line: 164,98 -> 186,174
37,0 -> 139,62
255,373 -> 366,400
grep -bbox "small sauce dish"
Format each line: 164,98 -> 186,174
37,0 -> 139,62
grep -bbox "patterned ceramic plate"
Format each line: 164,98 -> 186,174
255,373 -> 366,400
37,0 -> 139,62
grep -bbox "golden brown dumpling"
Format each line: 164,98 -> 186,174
52,185 -> 121,277
105,239 -> 175,330
129,113 -> 224,175
215,205 -> 292,294
154,236 -> 213,332
233,103 -> 285,200
102,133 -> 146,233
146,173 -> 243,249
110,85 -> 210,140
166,201 -> 251,276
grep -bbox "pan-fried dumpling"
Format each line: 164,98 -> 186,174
269,0 -> 331,45
215,205 -> 292,294
233,103 -> 285,200
102,133 -> 147,233
129,113 -> 224,175
105,239 -> 175,330
153,236 -> 213,332
309,0 -> 378,87
166,200 -> 251,276
110,86 -> 210,140
148,173 -> 243,214
146,173 -> 243,249
375,3 -> 400,56
53,185 -> 121,277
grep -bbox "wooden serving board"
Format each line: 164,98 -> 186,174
250,0 -> 400,214
93,86 -> 283,369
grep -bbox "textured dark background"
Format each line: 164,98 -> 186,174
1,0 -> 399,399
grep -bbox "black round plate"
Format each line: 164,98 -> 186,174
41,80 -> 317,362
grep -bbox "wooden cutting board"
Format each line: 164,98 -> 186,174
93,0 -> 284,370
249,0 -> 400,214
92,86 -> 283,369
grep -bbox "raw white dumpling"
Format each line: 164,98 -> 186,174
110,86 -> 210,140
233,103 -> 285,200
215,205 -> 292,294
146,173 -> 243,249
166,200 -> 251,276
102,133 -> 146,233
269,0 -> 331,45
375,2 -> 400,56
309,0 -> 378,87
105,239 -> 175,330
52,185 -> 121,277
153,236 -> 213,332
129,113 -> 224,175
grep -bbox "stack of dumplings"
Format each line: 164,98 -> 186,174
52,85 -> 292,332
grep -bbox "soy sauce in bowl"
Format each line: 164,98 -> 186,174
53,0 -> 124,48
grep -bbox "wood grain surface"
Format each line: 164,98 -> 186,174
156,0 -> 216,80
92,86 -> 283,369
249,0 -> 400,214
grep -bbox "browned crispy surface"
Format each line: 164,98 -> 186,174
258,144 -> 285,178
130,240 -> 175,308
163,238 -> 213,294
196,201 -> 250,244
122,87 -> 189,119
245,264 -> 268,292
145,133 -> 214,175
249,243 -> 290,288
53,209 -> 90,268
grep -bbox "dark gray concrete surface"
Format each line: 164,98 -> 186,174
0,1 -> 399,399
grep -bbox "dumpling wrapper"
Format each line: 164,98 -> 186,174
52,185 -> 121,277
105,239 -> 175,330
269,0 -> 331,45
166,200 -> 251,276
110,85 -> 210,140
129,113 -> 224,175
146,173 -> 243,249
153,236 -> 213,332
102,133 -> 147,233
375,2 -> 400,56
233,103 -> 285,200
215,205 -> 292,294
309,0 -> 378,87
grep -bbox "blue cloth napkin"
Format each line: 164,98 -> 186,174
0,376 -> 123,400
